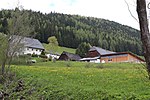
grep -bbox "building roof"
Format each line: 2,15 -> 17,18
22,37 -> 44,50
80,56 -> 100,61
60,51 -> 81,61
89,46 -> 115,55
11,35 -> 44,50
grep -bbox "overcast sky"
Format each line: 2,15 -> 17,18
1,0 -> 150,30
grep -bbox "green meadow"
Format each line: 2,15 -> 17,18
43,43 -> 76,54
1,62 -> 150,99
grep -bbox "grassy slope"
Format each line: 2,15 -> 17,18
43,43 -> 76,54
8,62 -> 150,99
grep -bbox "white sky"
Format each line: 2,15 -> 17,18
0,0 -> 150,30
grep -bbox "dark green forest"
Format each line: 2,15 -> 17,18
0,9 -> 142,55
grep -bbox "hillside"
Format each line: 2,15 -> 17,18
43,43 -> 76,54
0,9 -> 142,55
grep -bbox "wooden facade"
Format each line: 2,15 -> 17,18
87,50 -> 100,57
58,51 -> 81,61
101,52 -> 145,63
86,46 -> 145,63
87,46 -> 115,57
58,54 -> 69,61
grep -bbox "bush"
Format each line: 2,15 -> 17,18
11,55 -> 31,65
41,58 -> 48,62
41,50 -> 45,55
26,53 -> 31,56
48,58 -> 52,61
31,53 -> 38,57
39,55 -> 47,59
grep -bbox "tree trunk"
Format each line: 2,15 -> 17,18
1,62 -> 6,75
137,0 -> 150,78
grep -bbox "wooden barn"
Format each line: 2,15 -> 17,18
58,51 -> 81,61
85,46 -> 145,63
100,52 -> 145,63
87,46 -> 115,57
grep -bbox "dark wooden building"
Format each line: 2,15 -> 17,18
87,46 -> 115,57
58,51 -> 81,61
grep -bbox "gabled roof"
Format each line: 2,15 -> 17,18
60,51 -> 81,61
11,35 -> 44,50
89,46 -> 115,55
22,37 -> 44,50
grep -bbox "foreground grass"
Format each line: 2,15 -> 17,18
2,62 -> 150,99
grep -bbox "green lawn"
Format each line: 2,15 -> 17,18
2,62 -> 150,99
43,43 -> 76,54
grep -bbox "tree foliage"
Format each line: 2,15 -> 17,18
0,9 -> 142,55
0,8 -> 34,75
47,36 -> 59,53
76,42 -> 91,58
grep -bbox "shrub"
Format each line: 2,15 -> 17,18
41,58 -> 48,62
48,58 -> 52,61
41,50 -> 45,55
26,53 -> 31,56
39,55 -> 47,59
31,53 -> 38,57
11,55 -> 31,65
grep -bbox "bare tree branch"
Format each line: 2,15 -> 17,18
124,0 -> 139,23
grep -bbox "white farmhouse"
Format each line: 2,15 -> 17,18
20,37 -> 45,55
10,36 -> 45,56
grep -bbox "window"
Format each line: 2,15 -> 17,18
108,58 -> 112,62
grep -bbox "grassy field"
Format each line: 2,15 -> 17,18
43,43 -> 76,54
1,62 -> 150,99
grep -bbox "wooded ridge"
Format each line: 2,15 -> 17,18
0,9 -> 142,55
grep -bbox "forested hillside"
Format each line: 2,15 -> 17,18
0,9 -> 142,55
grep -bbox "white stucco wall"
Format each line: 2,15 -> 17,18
46,54 -> 60,59
23,47 -> 43,55
89,59 -> 100,63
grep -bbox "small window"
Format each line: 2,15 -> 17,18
108,58 -> 112,62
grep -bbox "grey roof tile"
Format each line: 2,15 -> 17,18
89,46 -> 115,55
61,51 -> 81,61
12,35 -> 44,50
22,37 -> 44,50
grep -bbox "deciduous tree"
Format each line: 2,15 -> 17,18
137,0 -> 150,79
47,36 -> 59,53
0,7 -> 34,75
76,42 -> 91,58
